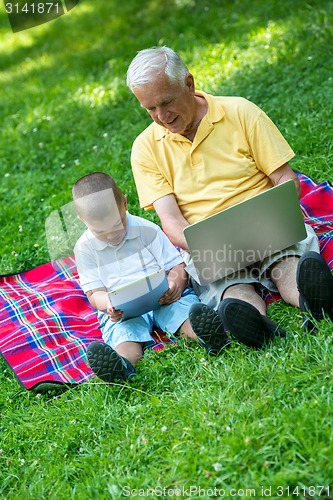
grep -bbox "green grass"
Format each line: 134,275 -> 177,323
0,0 -> 333,498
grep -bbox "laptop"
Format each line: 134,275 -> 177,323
183,180 -> 307,286
108,269 -> 168,321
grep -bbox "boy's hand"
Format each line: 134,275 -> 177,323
158,280 -> 182,305
106,305 -> 124,322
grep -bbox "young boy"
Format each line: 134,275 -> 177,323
72,172 -> 229,383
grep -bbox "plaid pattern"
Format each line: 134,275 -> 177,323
298,173 -> 333,267
0,173 -> 332,390
0,258 -> 171,390
264,173 -> 333,304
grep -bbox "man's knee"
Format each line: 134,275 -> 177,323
269,255 -> 300,284
222,283 -> 257,300
221,283 -> 266,315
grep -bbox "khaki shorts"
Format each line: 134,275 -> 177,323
185,224 -> 320,310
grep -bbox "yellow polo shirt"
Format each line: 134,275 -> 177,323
131,92 -> 295,225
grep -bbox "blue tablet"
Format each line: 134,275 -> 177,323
108,269 -> 168,321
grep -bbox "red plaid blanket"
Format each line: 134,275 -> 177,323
0,173 -> 332,390
298,173 -> 333,267
0,258 -> 172,390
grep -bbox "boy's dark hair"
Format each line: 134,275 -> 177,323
72,172 -> 124,220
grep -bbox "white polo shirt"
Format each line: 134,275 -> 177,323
74,212 -> 183,293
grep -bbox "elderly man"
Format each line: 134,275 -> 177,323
126,46 -> 333,349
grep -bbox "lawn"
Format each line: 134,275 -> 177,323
0,0 -> 332,498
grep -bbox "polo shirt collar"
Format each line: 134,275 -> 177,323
197,90 -> 225,124
153,90 -> 225,141
153,122 -> 168,141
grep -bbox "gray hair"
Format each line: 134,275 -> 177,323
126,46 -> 189,91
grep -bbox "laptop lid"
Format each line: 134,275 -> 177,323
108,269 -> 168,321
183,180 -> 307,286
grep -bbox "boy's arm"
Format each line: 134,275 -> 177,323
86,287 -> 123,322
86,287 -> 110,311
159,263 -> 189,305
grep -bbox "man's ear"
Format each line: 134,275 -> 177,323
123,194 -> 128,210
185,73 -> 195,95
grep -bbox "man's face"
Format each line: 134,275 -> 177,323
133,73 -> 196,136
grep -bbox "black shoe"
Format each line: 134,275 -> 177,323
296,251 -> 333,331
86,342 -> 137,383
189,303 -> 231,355
218,298 -> 286,349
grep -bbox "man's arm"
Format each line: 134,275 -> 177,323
268,162 -> 301,198
153,194 -> 190,251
